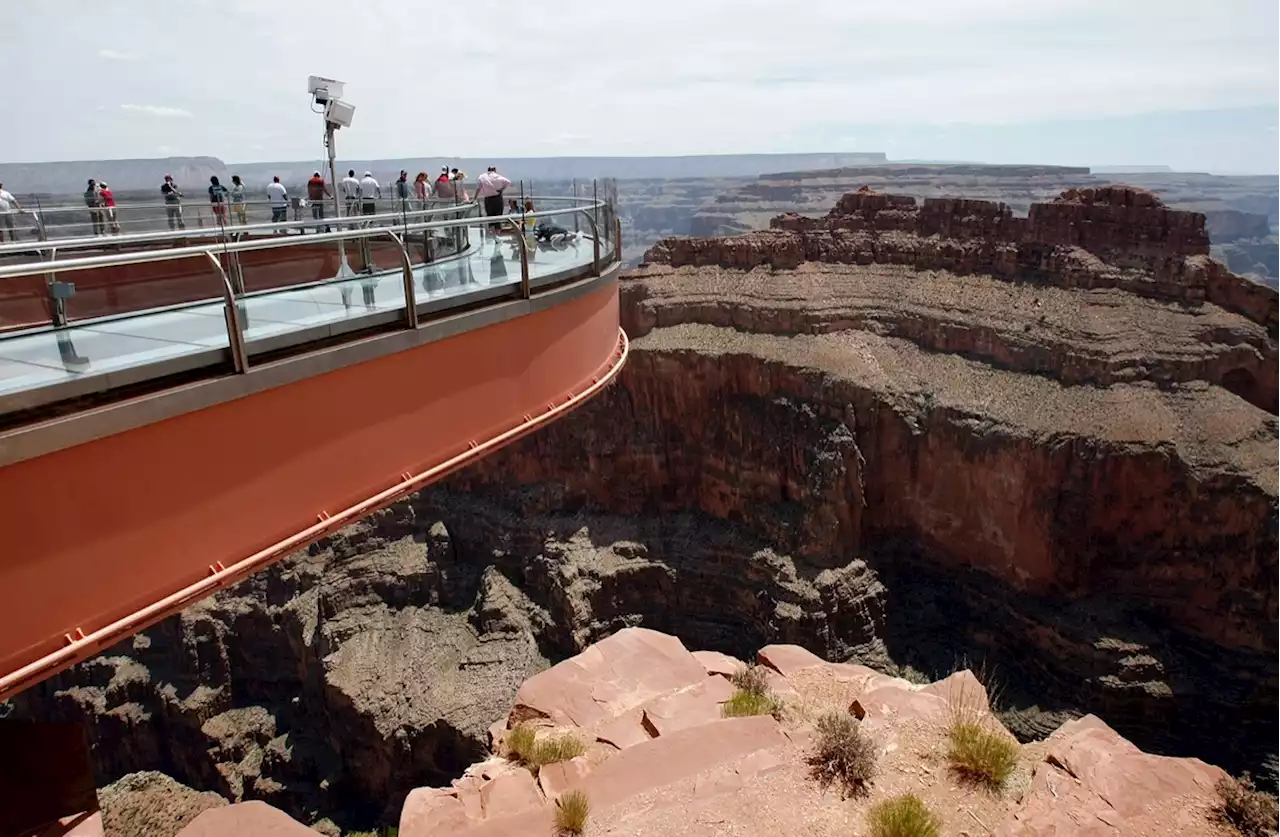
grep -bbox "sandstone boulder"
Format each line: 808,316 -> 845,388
175,801 -> 313,837
995,715 -> 1230,837
509,627 -> 706,728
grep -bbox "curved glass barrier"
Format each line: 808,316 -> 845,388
0,192 -> 617,416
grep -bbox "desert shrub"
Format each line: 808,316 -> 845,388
532,734 -> 586,767
504,723 -> 584,770
554,790 -> 590,836
806,710 -> 876,797
1215,773 -> 1279,837
721,688 -> 781,718
947,721 -> 1019,789
505,722 -> 537,763
731,663 -> 771,696
866,794 -> 941,837
723,663 -> 783,719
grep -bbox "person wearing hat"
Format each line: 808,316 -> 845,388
307,170 -> 331,232
359,171 -> 381,217
434,166 -> 455,201
341,169 -> 361,216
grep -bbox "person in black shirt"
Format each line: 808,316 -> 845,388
161,175 -> 186,231
208,176 -> 228,227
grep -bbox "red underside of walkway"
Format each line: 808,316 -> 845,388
0,281 -> 624,700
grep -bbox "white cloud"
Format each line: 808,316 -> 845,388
120,104 -> 194,118
2,0 -> 1276,170
96,49 -> 139,61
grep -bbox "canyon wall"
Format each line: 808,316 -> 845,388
10,187 -> 1277,832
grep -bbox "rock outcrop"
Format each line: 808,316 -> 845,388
12,188 -> 1276,832
434,187 -> 1278,780
397,628 -> 1236,837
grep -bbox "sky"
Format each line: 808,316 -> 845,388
5,0 -> 1279,173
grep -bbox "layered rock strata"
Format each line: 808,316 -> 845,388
436,187 -> 1278,778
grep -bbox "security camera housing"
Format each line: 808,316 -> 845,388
324,99 -> 356,129
307,75 -> 346,105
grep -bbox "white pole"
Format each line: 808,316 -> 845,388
326,119 -> 355,279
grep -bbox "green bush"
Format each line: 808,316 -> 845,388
806,710 -> 876,797
947,721 -> 1019,789
554,790 -> 590,836
1215,773 -> 1279,837
866,794 -> 941,837
721,688 -> 781,718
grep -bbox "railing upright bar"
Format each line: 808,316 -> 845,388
503,218 -> 531,299
385,229 -> 418,329
205,251 -> 249,374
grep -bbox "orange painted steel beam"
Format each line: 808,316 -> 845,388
0,284 -> 625,700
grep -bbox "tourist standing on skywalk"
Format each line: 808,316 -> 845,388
307,171 -> 332,232
208,176 -> 229,227
230,175 -> 248,225
0,183 -> 20,242
341,169 -> 361,216
160,175 -> 185,231
434,167 -> 456,202
266,176 -> 289,223
85,179 -> 105,236
476,166 -> 512,232
359,171 -> 381,218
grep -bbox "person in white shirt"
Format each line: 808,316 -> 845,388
266,176 -> 289,223
340,169 -> 361,217
0,183 -> 20,243
475,166 -> 512,231
358,172 -> 381,216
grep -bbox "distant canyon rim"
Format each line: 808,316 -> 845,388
7,182 -> 1277,833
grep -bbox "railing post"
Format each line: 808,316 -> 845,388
385,229 -> 418,329
615,216 -> 623,265
205,251 -> 249,374
505,218 -> 531,299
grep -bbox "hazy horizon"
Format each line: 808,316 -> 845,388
6,0 -> 1278,174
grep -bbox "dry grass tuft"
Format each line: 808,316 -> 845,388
722,663 -> 784,719
1215,773 -> 1279,837
866,793 -> 942,837
505,722 -> 537,762
731,663 -> 771,695
947,721 -> 1020,789
722,688 -> 782,718
504,721 -> 585,772
806,710 -> 876,798
554,790 -> 590,836
941,661 -> 1019,790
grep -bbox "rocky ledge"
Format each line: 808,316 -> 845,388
191,627 -> 1244,837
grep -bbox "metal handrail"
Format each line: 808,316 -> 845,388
0,202 -> 480,256
0,198 -> 619,395
0,200 -> 607,281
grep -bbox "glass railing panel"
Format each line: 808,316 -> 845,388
0,192 -> 609,407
